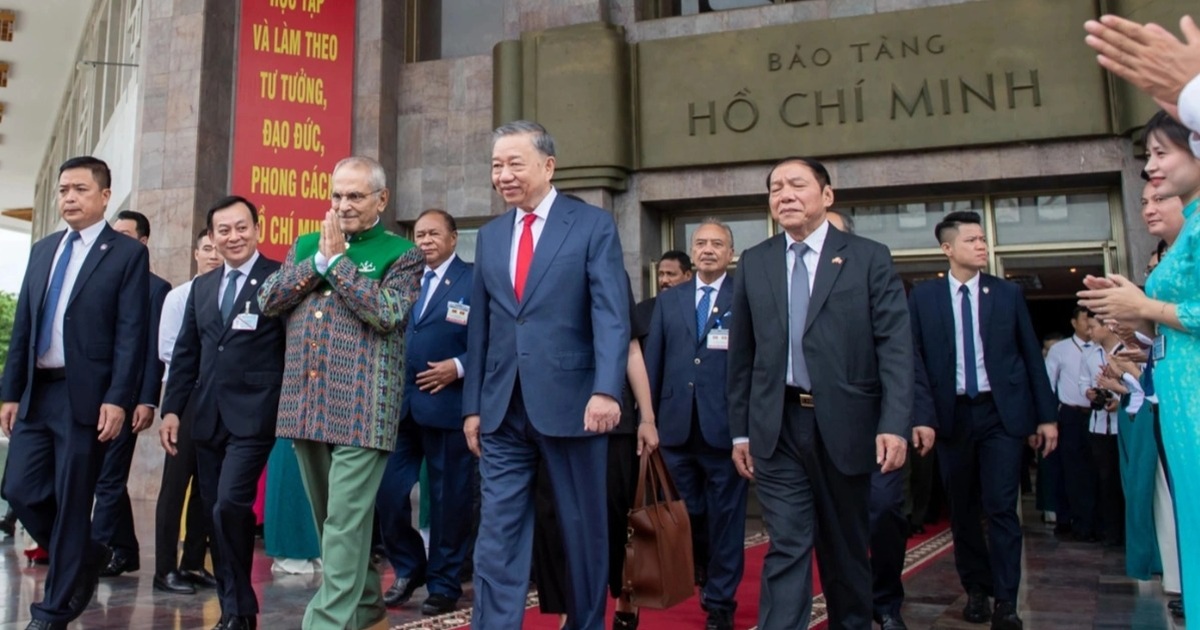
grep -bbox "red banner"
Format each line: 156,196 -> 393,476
231,0 -> 356,261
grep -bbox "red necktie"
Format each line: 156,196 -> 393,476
514,212 -> 537,301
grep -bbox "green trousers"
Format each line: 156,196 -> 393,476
293,440 -> 390,630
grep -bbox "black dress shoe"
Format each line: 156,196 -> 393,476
421,593 -> 458,615
180,567 -> 219,588
223,615 -> 257,630
153,571 -> 196,594
705,608 -> 733,630
963,590 -> 991,623
613,610 -> 639,629
24,620 -> 66,630
99,550 -> 140,577
991,600 -> 1022,630
68,546 -> 111,619
383,576 -> 425,607
880,612 -> 909,630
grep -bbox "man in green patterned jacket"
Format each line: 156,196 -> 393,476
259,156 -> 424,630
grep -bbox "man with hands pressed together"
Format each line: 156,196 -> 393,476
160,195 -> 286,630
1,156 -> 149,630
908,211 -> 1058,630
727,157 -> 912,630
260,156 -> 423,630
463,121 -> 628,630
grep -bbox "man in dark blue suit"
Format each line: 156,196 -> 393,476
159,196 -> 286,630
644,219 -> 746,630
463,120 -> 629,630
1,156 -> 150,630
376,208 -> 475,616
827,208 -> 936,630
93,210 -> 172,577
909,211 -> 1058,630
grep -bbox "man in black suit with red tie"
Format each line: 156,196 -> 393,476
908,211 -> 1058,630
160,196 -> 286,630
727,157 -> 912,630
1,156 -> 150,630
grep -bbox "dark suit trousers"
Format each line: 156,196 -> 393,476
472,387 -> 608,630
92,418 -> 139,555
753,402 -> 872,630
1058,405 -> 1098,536
193,421 -> 273,616
869,465 -> 907,617
936,394 -> 1024,602
660,411 -> 747,612
1,378 -> 111,623
376,416 -> 475,600
1089,433 -> 1124,544
154,395 -> 211,576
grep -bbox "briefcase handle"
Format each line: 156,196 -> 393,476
632,449 -> 683,509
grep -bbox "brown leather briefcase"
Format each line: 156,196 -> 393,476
622,448 -> 695,609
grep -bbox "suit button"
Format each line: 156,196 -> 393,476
310,342 -> 317,349
294,284 -> 302,291
517,318 -> 525,325
688,382 -> 694,388
309,370 -> 317,378
218,345 -> 224,352
323,290 -> 332,297
694,358 -> 701,365
314,311 -> 323,319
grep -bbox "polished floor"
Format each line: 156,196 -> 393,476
0,496 -> 1186,629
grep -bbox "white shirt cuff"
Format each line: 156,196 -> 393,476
732,437 -> 749,445
453,358 -> 465,379
314,252 -> 343,275
1180,73 -> 1200,137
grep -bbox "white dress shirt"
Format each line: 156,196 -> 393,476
1078,342 -> 1121,435
1180,73 -> 1200,156
37,220 -> 107,368
784,219 -> 828,387
508,187 -> 557,285
694,274 -> 727,309
218,251 -> 260,316
948,272 -> 992,395
1044,335 -> 1092,407
158,278 -> 196,381
418,254 -> 467,380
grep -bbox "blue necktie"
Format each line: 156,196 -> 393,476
960,285 -> 979,398
37,231 -> 81,357
696,286 -> 714,341
220,269 -> 242,322
789,242 -> 811,390
415,270 -> 438,320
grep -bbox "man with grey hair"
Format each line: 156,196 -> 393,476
643,218 -> 745,630
463,121 -> 629,629
260,155 -> 425,629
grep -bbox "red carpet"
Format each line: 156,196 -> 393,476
398,521 -> 952,630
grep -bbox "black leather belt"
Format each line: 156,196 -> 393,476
956,391 -> 993,405
784,386 -> 815,408
35,367 -> 67,382
1063,404 -> 1091,413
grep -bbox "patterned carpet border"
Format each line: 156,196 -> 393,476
389,528 -> 954,630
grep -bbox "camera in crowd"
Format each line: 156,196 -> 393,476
1090,388 -> 1114,411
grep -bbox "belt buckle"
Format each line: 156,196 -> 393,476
798,393 -> 814,408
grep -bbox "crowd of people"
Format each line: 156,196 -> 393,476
0,10 -> 1197,630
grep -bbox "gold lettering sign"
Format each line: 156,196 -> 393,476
635,0 -> 1109,169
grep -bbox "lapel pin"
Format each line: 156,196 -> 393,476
982,287 -> 990,294
444,279 -> 451,286
250,279 -> 258,286
831,256 -> 843,265
100,243 -> 109,251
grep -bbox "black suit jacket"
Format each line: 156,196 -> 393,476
727,227 -> 913,475
908,274 -> 1057,437
1,224 -> 150,422
161,255 -> 286,442
139,274 -> 172,407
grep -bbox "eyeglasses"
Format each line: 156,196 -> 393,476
331,189 -> 382,205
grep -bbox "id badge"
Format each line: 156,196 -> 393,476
1153,335 -> 1166,362
706,329 -> 729,351
233,313 -> 259,331
446,301 -> 470,326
